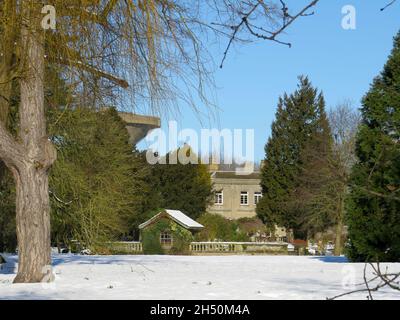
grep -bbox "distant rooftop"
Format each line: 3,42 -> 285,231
211,171 -> 261,180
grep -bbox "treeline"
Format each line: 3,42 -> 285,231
0,112 -> 213,252
257,32 -> 400,262
0,74 -> 213,253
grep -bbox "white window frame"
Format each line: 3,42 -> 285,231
240,191 -> 249,206
215,191 -> 223,205
254,192 -> 262,205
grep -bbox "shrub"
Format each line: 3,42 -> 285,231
195,213 -> 249,242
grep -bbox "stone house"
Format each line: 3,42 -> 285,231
208,171 -> 263,219
207,169 -> 289,242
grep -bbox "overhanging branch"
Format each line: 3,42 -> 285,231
53,57 -> 129,89
216,0 -> 320,68
381,0 -> 398,11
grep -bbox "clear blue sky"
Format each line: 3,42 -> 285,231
139,0 -> 400,162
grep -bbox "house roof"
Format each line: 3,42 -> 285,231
211,171 -> 261,180
139,209 -> 204,230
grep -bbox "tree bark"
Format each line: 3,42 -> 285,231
12,164 -> 53,282
13,5 -> 56,283
0,2 -> 56,283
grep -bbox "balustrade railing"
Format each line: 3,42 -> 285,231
190,241 -> 288,254
107,241 -> 143,253
104,241 -> 288,254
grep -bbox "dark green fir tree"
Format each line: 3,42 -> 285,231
346,32 -> 400,262
257,76 -> 332,239
150,145 -> 213,220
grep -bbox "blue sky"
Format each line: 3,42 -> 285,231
139,0 -> 400,162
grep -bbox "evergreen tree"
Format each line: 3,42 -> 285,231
0,65 -> 158,248
0,105 -> 156,248
346,32 -> 400,262
257,76 -> 332,238
289,95 -> 336,238
125,150 -> 163,240
150,145 -> 213,220
48,107 -> 140,249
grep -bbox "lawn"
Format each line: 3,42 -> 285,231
0,254 -> 399,300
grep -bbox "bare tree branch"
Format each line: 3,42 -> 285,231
357,186 -> 400,202
215,0 -> 320,68
328,263 -> 400,300
381,0 -> 398,11
363,263 -> 374,300
55,58 -> 129,89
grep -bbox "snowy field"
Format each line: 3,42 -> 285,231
0,254 -> 399,300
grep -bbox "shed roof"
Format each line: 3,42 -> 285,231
139,209 -> 204,230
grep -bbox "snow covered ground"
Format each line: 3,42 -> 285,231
0,254 -> 399,300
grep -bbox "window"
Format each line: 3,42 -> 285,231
215,191 -> 223,205
240,191 -> 248,205
160,232 -> 172,247
254,192 -> 262,205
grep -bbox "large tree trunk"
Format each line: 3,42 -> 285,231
0,2 -> 56,283
12,165 -> 53,282
13,5 -> 56,283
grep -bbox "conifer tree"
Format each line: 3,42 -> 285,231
289,94 -> 336,238
48,107 -> 140,249
257,76 -> 332,238
150,145 -> 213,220
346,32 -> 400,262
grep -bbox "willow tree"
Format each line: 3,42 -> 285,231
0,0 -> 319,283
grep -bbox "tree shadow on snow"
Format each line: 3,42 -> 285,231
309,256 -> 348,263
0,255 -> 18,275
2,253 -> 172,269
51,254 -> 169,267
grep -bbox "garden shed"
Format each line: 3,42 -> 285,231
139,209 -> 204,254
